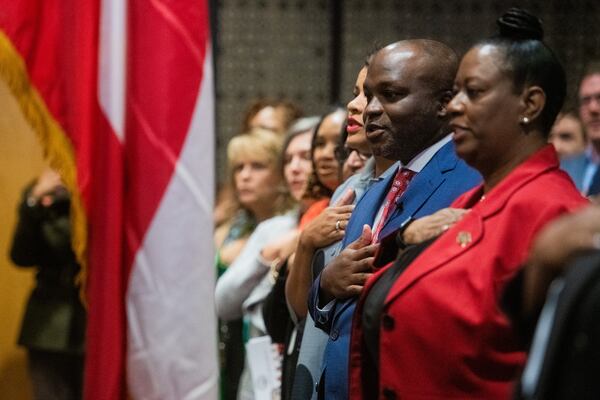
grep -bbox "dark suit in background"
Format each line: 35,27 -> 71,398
10,183 -> 85,400
516,251 -> 600,400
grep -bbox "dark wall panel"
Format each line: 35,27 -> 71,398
215,0 -> 600,179
215,0 -> 331,177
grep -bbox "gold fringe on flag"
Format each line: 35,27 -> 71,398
0,31 -> 89,305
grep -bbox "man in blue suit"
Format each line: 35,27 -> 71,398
561,61 -> 600,195
307,40 -> 481,399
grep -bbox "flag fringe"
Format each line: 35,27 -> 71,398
0,31 -> 89,305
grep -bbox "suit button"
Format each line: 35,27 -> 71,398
382,387 -> 397,399
330,329 -> 339,341
382,314 -> 395,330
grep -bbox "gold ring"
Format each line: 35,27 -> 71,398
335,220 -> 342,231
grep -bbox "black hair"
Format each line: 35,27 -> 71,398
364,43 -> 384,67
335,124 -> 350,163
478,8 -> 566,136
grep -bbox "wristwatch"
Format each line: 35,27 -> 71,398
395,216 -> 415,250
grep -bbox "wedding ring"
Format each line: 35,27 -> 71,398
335,220 -> 342,231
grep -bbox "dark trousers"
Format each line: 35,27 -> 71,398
27,350 -> 84,400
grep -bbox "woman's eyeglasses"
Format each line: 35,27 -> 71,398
334,146 -> 371,163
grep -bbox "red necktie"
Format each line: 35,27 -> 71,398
372,167 -> 415,243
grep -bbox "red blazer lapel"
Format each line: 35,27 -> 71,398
384,210 -> 484,305
383,145 -> 560,306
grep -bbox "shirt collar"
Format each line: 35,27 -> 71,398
358,157 -> 400,183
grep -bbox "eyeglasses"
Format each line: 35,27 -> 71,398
334,145 -> 350,162
334,146 -> 371,163
353,150 -> 370,161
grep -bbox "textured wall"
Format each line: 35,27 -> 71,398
215,0 -> 600,179
215,0 -> 332,177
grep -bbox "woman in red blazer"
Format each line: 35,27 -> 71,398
348,8 -> 588,400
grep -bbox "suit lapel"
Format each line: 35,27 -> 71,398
379,142 -> 457,238
536,252 -> 600,388
379,169 -> 439,238
384,146 -> 562,306
342,170 -> 396,247
385,210 -> 484,305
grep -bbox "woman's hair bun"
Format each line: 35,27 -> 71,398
497,8 -> 544,41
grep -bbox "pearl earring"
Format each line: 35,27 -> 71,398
520,116 -> 530,125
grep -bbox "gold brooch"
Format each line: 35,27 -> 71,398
456,231 -> 472,248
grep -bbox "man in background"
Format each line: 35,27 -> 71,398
561,62 -> 600,196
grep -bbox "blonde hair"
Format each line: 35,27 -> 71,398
227,128 -> 282,170
226,128 -> 294,215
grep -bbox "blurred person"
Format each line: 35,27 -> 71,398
579,62 -> 600,145
347,9 -> 587,400
260,110 -> 351,400
214,128 -> 287,400
340,149 -> 369,181
561,61 -> 600,195
283,117 -> 321,202
215,116 -> 337,400
297,107 -> 347,225
288,58 -> 390,323
214,182 -> 237,228
335,129 -> 370,182
243,98 -> 304,135
214,99 -> 303,228
289,58 -> 397,400
549,110 -> 586,158
10,167 -> 85,400
506,205 -> 600,399
308,38 -> 481,400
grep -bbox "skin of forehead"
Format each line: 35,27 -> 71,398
371,44 -> 424,81
580,73 -> 600,97
369,42 -> 449,92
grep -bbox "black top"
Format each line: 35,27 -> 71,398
361,237 -> 437,396
262,260 -> 304,400
507,251 -> 600,400
10,184 -> 85,353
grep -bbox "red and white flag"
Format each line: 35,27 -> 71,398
0,1 -> 218,399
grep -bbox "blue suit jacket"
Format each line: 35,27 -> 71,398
560,152 -> 591,194
307,140 -> 481,400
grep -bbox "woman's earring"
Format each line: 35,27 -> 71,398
519,116 -> 530,134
